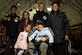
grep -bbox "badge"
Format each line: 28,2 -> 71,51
36,20 -> 39,22
43,16 -> 47,20
7,17 -> 11,21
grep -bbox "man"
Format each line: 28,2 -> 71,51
2,5 -> 20,55
33,2 -> 49,26
48,2 -> 70,55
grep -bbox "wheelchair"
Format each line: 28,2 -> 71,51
33,42 -> 54,55
47,44 -> 54,55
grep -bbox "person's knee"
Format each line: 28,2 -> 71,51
28,42 -> 35,49
40,42 -> 48,50
28,42 -> 34,55
28,49 -> 34,55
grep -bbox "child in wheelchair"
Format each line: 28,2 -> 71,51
29,20 -> 54,55
14,24 -> 32,55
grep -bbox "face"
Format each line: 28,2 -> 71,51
23,12 -> 29,20
11,7 -> 16,14
37,25 -> 44,31
52,3 -> 59,11
38,4 -> 44,12
35,24 -> 38,30
25,25 -> 31,32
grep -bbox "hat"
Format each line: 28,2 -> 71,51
36,20 -> 45,26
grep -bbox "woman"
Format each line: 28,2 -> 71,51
18,11 -> 33,33
33,2 -> 49,26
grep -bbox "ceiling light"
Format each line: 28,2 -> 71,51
17,3 -> 21,6
47,7 -> 52,11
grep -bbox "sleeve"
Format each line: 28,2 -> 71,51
46,13 -> 50,27
63,13 -> 70,36
46,30 -> 54,43
18,21 -> 23,33
33,14 -> 37,26
29,31 -> 37,41
14,32 -> 22,48
18,16 -> 20,23
1,16 -> 8,27
47,15 -> 52,27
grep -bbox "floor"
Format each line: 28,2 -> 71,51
0,41 -> 82,55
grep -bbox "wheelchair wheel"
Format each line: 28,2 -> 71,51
47,49 -> 54,55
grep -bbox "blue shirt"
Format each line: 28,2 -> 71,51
29,27 -> 54,43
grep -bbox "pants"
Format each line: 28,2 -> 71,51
39,42 -> 48,55
4,35 -> 17,55
28,42 -> 35,55
27,42 -> 48,55
29,42 -> 48,55
54,42 -> 68,55
17,50 -> 24,55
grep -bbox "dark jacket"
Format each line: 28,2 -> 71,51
33,11 -> 49,26
18,19 -> 33,33
48,10 -> 70,43
2,13 -> 20,36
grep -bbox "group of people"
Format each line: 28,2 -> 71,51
1,1 -> 70,55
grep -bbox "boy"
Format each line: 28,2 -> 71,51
29,20 -> 54,55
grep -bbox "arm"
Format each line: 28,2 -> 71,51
18,21 -> 23,33
1,16 -> 8,27
47,15 -> 51,27
33,14 -> 37,26
46,30 -> 54,43
64,14 -> 70,35
63,13 -> 70,40
14,32 -> 22,48
29,31 -> 37,41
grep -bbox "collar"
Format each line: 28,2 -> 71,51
51,10 -> 60,15
36,11 -> 45,14
10,13 -> 17,16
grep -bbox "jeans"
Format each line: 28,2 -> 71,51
17,50 -> 24,55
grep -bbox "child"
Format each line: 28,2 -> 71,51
29,20 -> 54,55
14,24 -> 32,55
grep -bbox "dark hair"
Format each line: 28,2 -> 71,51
22,11 -> 30,21
37,23 -> 45,27
11,5 -> 17,10
36,20 -> 45,27
51,2 -> 60,7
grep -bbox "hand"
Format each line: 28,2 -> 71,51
65,35 -> 69,41
41,37 -> 47,42
3,17 -> 8,21
14,48 -> 17,54
49,43 -> 52,46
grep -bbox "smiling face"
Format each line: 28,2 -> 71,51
37,24 -> 44,31
23,11 -> 29,20
38,3 -> 45,12
11,7 -> 17,14
25,25 -> 32,32
52,3 -> 59,11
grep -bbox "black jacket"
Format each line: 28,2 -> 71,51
2,13 -> 20,36
48,10 -> 70,43
33,11 -> 49,26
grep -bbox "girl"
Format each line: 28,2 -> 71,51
14,24 -> 32,55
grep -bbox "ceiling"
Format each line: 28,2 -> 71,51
0,0 -> 82,26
